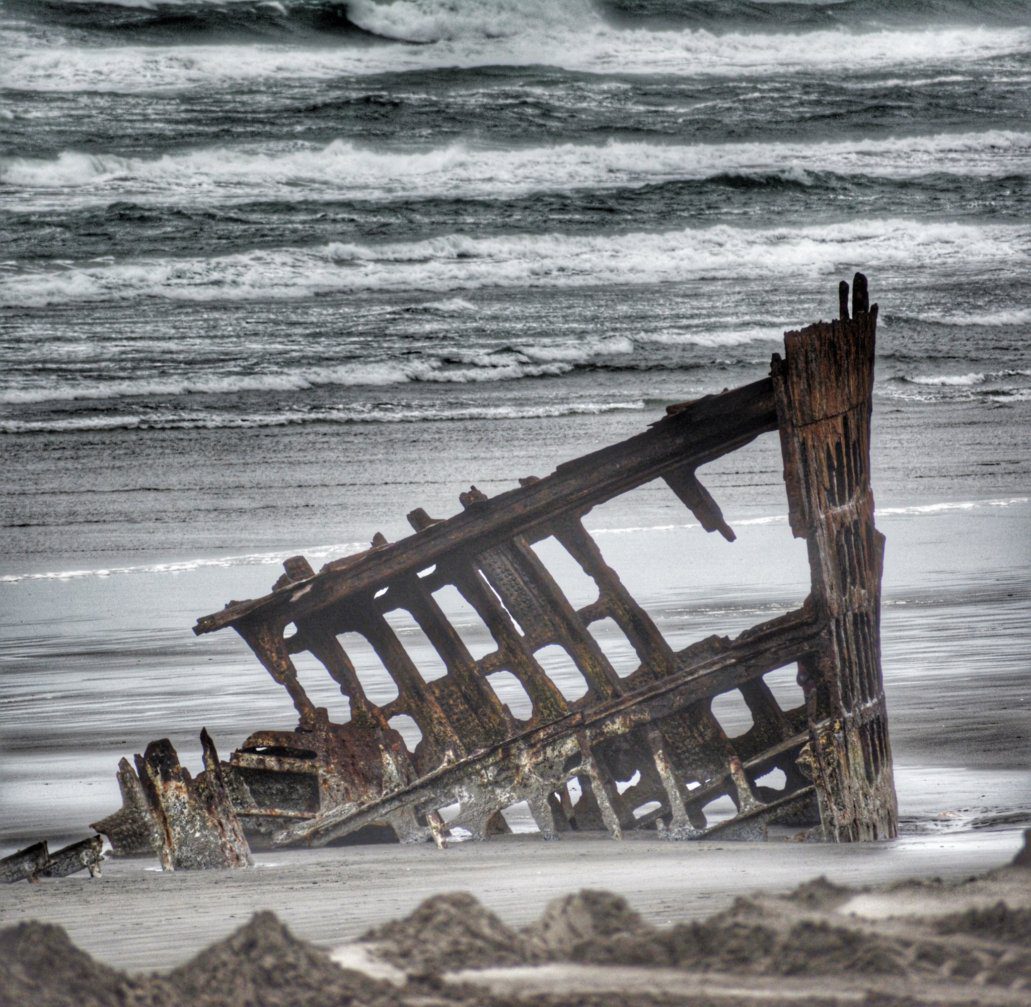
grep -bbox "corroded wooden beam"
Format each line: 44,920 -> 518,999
194,378 -> 776,635
772,273 -> 897,841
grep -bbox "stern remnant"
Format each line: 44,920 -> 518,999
96,276 -> 897,858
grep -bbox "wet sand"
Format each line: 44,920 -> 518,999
1,828 -> 1025,974
2,414 -> 1029,987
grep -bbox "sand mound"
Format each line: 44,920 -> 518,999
0,921 -> 127,1007
166,911 -> 397,1007
360,892 -> 527,973
0,913 -> 402,1007
782,875 -> 853,910
934,900 -> 1031,943
5,849 -> 1030,1007
522,889 -> 653,961
566,884 -> 1031,989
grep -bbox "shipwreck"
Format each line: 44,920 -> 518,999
17,274 -> 897,875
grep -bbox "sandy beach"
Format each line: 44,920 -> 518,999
3,1 -> 1031,1003
0,828 -> 1025,974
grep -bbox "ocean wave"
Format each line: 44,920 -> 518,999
878,497 -> 1029,516
0,540 -> 370,584
899,369 -> 1030,387
0,359 -> 584,403
3,19 -> 1028,91
905,307 -> 1031,327
987,388 -> 1031,402
636,326 -> 787,347
906,372 -> 987,386
4,131 -> 1026,209
0,333 -> 641,402
418,297 -> 478,314
3,0 -> 379,42
14,0 -> 1030,42
585,495 -> 1030,536
345,0 -> 596,43
604,0 -> 1031,31
0,399 -> 646,433
3,219 -> 1026,308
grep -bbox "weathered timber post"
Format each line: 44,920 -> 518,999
772,273 -> 898,841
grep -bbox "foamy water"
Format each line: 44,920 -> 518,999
5,131 -> 1028,211
4,219 -> 1027,309
4,20 -> 1028,91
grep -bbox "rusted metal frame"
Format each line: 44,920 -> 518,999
662,466 -> 736,542
772,278 -> 897,842
407,507 -> 572,728
1,837 -> 105,883
295,624 -> 369,712
387,572 -> 512,747
738,677 -> 801,755
91,756 -> 164,857
274,555 -> 376,715
551,513 -> 762,827
269,606 -> 820,847
38,836 -> 105,879
632,726 -> 811,832
194,377 -> 777,636
468,529 -> 625,703
335,602 -> 468,766
237,617 -> 318,724
459,514 -> 670,829
0,842 -> 49,883
133,731 -> 252,870
552,516 -> 679,683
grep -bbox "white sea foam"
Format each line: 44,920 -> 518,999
2,219 -> 1025,309
512,336 -> 634,363
586,497 -> 1029,537
0,541 -> 369,585
0,333 -> 638,403
899,368 -> 1031,389
420,297 -> 478,314
0,399 -> 645,432
638,326 -> 783,347
2,19 -> 1028,92
912,307 -> 1031,327
878,497 -> 1029,516
3,131 -> 1028,209
908,372 -> 987,386
0,359 -> 578,403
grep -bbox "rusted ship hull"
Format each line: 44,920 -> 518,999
93,276 -> 897,864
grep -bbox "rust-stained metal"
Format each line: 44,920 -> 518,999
94,731 -> 253,869
94,276 -> 897,856
1,836 -> 104,883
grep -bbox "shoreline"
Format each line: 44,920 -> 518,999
1,828 -> 1026,975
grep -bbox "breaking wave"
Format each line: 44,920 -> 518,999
900,369 -> 1030,387
3,219 -> 1026,308
4,132 -> 1027,209
0,337 -> 642,403
0,399 -> 646,433
12,0 -> 1031,42
905,307 -> 1031,327
3,14 -> 1027,91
